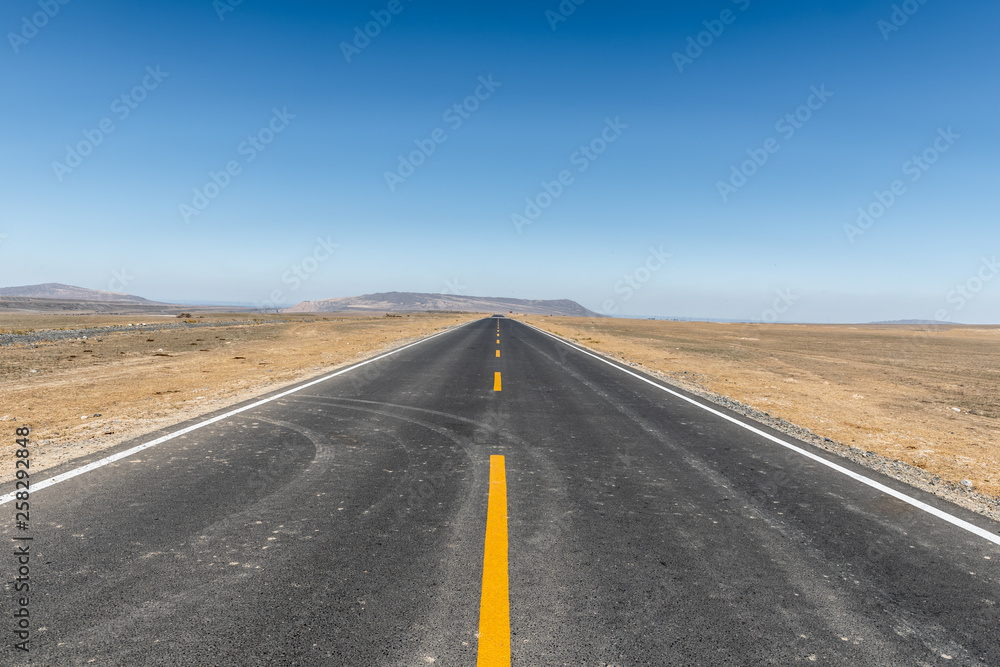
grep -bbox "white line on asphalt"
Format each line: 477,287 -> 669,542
521,321 -> 1000,546
0,320 -> 477,506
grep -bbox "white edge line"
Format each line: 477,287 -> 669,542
0,319 -> 479,506
520,320 -> 1000,546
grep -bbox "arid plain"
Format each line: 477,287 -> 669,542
0,312 -> 480,478
518,316 -> 1000,511
4,311 -> 999,515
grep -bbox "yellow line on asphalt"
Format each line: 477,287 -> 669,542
477,455 -> 510,666
496,350 -> 500,357
493,372 -> 501,391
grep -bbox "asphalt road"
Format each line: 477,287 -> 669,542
4,316 -> 999,665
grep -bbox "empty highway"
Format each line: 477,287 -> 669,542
3,316 -> 999,665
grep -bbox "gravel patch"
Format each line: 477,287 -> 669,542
0,319 -> 283,346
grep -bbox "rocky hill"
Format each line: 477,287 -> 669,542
0,283 -> 157,303
283,292 -> 602,317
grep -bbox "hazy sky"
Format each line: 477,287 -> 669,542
3,0 -> 998,322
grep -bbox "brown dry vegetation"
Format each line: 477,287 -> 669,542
0,312 -> 480,477
519,316 -> 1000,498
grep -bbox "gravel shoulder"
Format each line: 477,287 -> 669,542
518,315 -> 1000,522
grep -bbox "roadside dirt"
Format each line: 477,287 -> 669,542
1,312 -> 480,478
518,316 -> 1000,517
7,311 -> 999,520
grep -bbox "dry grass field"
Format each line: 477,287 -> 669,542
0,312 -> 480,477
519,316 -> 1000,500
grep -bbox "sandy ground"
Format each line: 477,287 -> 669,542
517,315 -> 1000,512
6,311 -> 999,519
0,312 -> 480,479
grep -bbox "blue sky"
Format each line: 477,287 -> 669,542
3,0 -> 998,322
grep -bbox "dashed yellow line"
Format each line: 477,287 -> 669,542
477,455 -> 510,666
493,372 -> 501,391
496,350 -> 500,358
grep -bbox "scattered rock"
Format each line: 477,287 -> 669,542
0,319 -> 269,347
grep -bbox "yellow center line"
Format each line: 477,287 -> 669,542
477,455 -> 510,666
496,350 -> 500,357
493,372 -> 501,391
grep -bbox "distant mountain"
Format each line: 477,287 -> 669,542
0,283 -> 157,303
868,319 -> 961,325
283,291 -> 603,317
